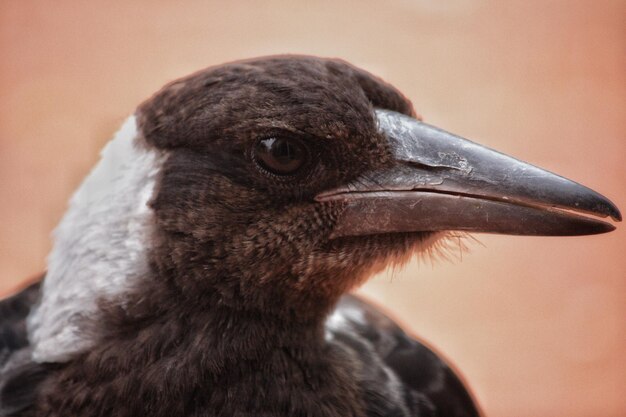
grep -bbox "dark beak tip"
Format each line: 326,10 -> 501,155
611,206 -> 622,222
587,220 -> 617,235
597,196 -> 622,222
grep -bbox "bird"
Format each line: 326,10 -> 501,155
0,55 -> 621,417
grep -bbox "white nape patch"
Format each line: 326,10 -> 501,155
27,116 -> 166,363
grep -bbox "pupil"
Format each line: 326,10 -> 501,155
256,137 -> 306,175
274,140 -> 294,162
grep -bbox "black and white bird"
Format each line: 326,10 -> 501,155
0,56 -> 621,417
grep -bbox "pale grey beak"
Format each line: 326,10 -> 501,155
317,109 -> 621,238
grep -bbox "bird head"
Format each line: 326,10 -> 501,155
131,55 -> 620,319
135,56 -> 421,317
29,55 -> 622,363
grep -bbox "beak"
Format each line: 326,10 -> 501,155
316,109 -> 621,238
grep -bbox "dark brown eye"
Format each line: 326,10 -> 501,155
254,137 -> 308,176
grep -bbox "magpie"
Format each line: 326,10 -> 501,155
0,55 -> 621,417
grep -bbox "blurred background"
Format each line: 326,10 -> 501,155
1,1 -> 624,416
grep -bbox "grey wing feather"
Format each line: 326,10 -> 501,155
326,294 -> 481,417
0,279 -> 52,417
0,280 -> 41,368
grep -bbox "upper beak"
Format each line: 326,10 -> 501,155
316,109 -> 621,238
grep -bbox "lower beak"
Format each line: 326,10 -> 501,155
316,110 -> 621,238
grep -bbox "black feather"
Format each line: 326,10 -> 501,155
329,295 -> 480,417
0,281 -> 41,367
0,280 -> 47,416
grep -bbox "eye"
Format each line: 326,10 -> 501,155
254,136 -> 308,176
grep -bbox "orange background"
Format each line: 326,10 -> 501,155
1,1 -> 624,416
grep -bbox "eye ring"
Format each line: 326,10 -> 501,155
253,136 -> 309,176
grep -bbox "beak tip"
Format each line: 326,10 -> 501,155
599,198 -> 622,222
596,222 -> 617,236
596,221 -> 617,234
611,208 -> 622,222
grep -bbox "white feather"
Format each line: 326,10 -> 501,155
27,116 -> 167,363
